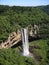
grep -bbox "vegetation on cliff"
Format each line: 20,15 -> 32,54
0,5 -> 49,65
0,5 -> 49,42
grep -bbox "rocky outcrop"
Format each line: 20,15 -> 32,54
0,32 -> 21,49
0,25 -> 39,49
29,24 -> 39,37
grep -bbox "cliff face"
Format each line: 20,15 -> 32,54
0,25 -> 39,49
0,32 -> 21,49
0,5 -> 49,43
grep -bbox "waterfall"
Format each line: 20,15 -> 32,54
21,28 -> 29,56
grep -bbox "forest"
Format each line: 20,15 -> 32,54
0,5 -> 49,42
0,5 -> 49,65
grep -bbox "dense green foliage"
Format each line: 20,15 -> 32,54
0,5 -> 49,65
0,48 -> 36,65
38,5 -> 49,15
29,39 -> 49,65
0,39 -> 49,65
0,5 -> 49,42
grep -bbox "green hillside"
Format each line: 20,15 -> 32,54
0,5 -> 49,42
38,5 -> 49,15
0,39 -> 49,65
0,5 -> 49,65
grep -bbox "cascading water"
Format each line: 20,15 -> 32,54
21,28 -> 29,56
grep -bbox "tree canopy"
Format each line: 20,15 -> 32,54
0,5 -> 49,42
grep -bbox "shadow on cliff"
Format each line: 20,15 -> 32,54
11,35 -> 41,48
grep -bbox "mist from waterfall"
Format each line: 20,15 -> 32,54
21,28 -> 29,56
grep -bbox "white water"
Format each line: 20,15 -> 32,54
21,28 -> 29,56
